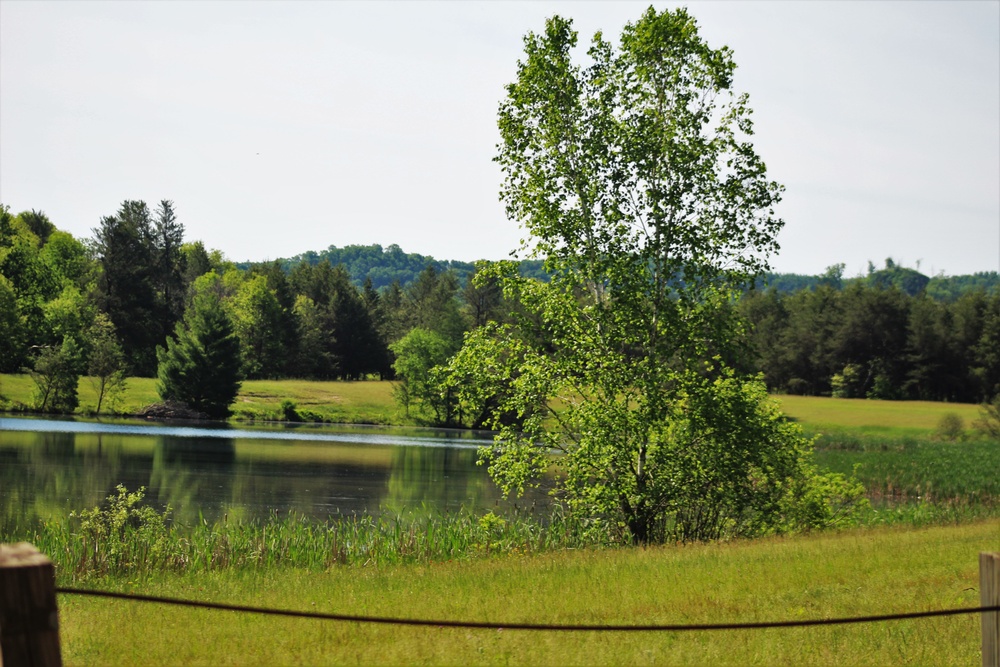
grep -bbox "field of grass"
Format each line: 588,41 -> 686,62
52,520 -> 998,666
774,394 -> 984,434
3,373 -> 992,434
0,374 -> 403,425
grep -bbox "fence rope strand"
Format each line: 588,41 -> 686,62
55,587 -> 1000,632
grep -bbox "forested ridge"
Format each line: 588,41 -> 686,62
2,201 -> 999,416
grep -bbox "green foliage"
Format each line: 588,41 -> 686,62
66,485 -> 176,577
87,313 -> 128,414
279,399 -> 301,421
0,274 -> 25,373
226,274 -> 288,378
156,276 -> 243,419
974,395 -> 1000,440
389,328 -> 453,422
30,337 -> 83,413
933,412 -> 965,442
741,281 -> 1000,403
440,9 -> 855,544
813,430 -> 1000,504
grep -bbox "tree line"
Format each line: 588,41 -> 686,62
3,201 -> 999,418
0,201 -> 516,414
740,265 -> 1000,403
275,243 -> 548,291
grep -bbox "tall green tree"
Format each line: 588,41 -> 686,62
156,275 -> 243,419
93,201 -> 158,375
447,9 -> 857,543
152,200 -> 187,342
0,205 -> 58,370
227,274 -> 287,379
390,328 -> 452,421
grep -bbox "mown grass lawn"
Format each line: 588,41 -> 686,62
56,520 -> 998,666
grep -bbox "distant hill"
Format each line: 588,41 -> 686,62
758,261 -> 998,300
247,245 -> 1000,298
254,244 -> 548,290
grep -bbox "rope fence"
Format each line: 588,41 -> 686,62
52,586 -> 1000,633
2,545 -> 999,666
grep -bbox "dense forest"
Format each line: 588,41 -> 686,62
2,201 -> 999,415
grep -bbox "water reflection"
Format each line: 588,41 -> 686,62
0,417 -> 550,534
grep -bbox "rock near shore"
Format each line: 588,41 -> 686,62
136,401 -> 210,421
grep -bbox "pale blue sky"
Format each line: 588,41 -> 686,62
1,1 -> 997,277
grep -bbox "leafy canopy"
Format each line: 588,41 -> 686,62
447,8 -> 861,543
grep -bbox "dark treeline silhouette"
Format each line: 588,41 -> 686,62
741,262 -> 1000,402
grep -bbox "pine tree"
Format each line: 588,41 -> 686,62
156,290 -> 242,419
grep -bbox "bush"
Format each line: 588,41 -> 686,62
934,412 -> 965,441
30,337 -> 82,413
974,395 -> 1000,440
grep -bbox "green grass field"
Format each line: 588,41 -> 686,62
53,520 -> 999,666
1,373 -> 991,434
774,394 -> 983,434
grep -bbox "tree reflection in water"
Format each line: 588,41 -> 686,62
0,423 -> 552,534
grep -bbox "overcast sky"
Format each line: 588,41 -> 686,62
1,1 -> 998,277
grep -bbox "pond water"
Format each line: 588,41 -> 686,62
0,416 -> 551,533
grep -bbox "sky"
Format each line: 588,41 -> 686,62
1,1 -> 998,278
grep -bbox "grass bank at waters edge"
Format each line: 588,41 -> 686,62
53,520 -> 999,666
2,373 -> 993,432
0,374 -> 403,425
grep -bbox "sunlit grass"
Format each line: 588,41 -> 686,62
775,394 -> 982,434
54,520 -> 999,666
3,373 -> 991,435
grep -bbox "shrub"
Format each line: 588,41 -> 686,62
934,412 -> 965,441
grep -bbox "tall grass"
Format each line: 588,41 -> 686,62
54,521 -> 1000,666
8,486 -> 613,583
812,430 -> 999,503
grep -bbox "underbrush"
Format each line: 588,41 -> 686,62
11,486 -> 614,582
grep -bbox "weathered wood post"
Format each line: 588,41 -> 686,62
984,552 -> 1000,667
0,543 -> 62,667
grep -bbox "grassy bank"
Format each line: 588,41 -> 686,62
0,374 -> 402,425
53,520 -> 998,666
2,373 -> 994,432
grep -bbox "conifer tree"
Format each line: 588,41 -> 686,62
156,284 -> 242,419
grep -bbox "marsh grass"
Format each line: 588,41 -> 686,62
53,521 -> 999,666
8,487 -> 612,583
811,430 -> 999,504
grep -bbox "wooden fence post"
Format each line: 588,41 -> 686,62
0,543 -> 62,667
984,552 -> 1000,667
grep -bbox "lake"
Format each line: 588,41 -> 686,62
0,416 -> 550,533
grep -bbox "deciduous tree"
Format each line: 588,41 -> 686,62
448,9 -> 859,543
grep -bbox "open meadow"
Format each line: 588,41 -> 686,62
54,521 -> 998,666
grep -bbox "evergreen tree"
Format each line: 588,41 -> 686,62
152,200 -> 187,342
156,289 -> 242,419
93,201 -> 158,375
